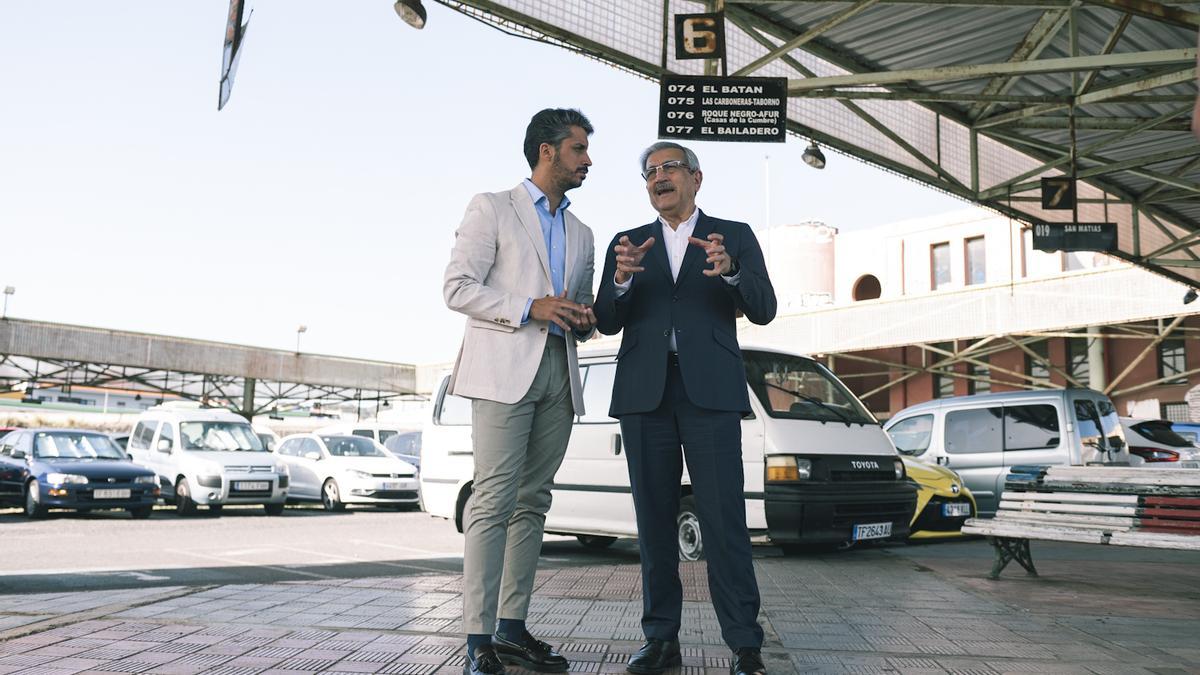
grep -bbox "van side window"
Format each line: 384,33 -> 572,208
886,415 -> 933,455
352,430 -> 374,439
130,421 -> 158,450
158,423 -> 176,450
1004,404 -> 1059,450
580,363 -> 616,424
945,408 -> 1002,454
437,383 -> 472,426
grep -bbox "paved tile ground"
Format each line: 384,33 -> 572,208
0,547 -> 1197,675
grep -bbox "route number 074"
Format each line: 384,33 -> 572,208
667,84 -> 695,93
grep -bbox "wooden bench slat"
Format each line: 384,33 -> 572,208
1139,506 -> 1200,520
1143,496 -> 1200,508
962,520 -> 1107,544
998,500 -> 1137,516
1044,466 -> 1200,487
995,510 -> 1134,530
1109,530 -> 1200,550
999,490 -> 1137,504
1136,518 -> 1200,533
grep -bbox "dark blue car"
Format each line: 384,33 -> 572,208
0,428 -> 160,519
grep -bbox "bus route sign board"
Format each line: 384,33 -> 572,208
658,74 -> 787,143
1032,221 -> 1117,252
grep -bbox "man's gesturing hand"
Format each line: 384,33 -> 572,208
614,235 -> 656,285
688,232 -> 732,277
530,290 -> 587,331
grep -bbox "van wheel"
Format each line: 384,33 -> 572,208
322,479 -> 346,512
24,481 -> 47,519
677,496 -> 704,561
577,535 -> 617,549
264,502 -> 286,516
175,478 -> 198,516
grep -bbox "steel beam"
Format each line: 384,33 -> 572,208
733,0 -> 880,77
968,9 -> 1070,121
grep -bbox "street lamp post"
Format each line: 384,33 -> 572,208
2,286 -> 13,319
296,325 -> 307,353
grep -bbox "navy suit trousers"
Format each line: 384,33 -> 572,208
619,357 -> 764,649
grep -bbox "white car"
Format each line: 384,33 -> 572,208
275,434 -> 419,510
1119,417 -> 1200,468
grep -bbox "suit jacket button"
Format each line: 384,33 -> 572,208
672,296 -> 678,302
663,330 -> 671,337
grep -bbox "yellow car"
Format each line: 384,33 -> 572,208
902,456 -> 977,539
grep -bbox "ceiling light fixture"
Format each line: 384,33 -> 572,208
394,0 -> 427,29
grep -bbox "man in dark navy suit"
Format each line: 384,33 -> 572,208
594,141 -> 776,675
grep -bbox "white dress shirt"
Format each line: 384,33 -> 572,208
614,207 -> 739,352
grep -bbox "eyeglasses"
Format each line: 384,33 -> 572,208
641,159 -> 691,181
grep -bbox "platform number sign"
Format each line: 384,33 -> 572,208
1040,176 -> 1076,210
675,12 -> 725,60
1031,221 -> 1117,252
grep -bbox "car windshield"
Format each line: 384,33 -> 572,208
180,422 -> 266,452
743,351 -> 876,424
384,432 -> 421,455
321,435 -> 385,457
1131,421 -> 1193,447
33,432 -> 125,460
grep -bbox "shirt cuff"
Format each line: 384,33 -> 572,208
614,275 -> 633,298
721,269 -> 742,286
521,297 -> 533,325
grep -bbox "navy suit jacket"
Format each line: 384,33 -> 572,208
594,210 -> 776,417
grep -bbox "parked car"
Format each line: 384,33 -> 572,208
275,433 -> 419,511
1120,417 -> 1200,468
900,456 -> 977,539
253,425 -> 280,453
124,402 -> 289,516
0,428 -> 159,519
109,433 -> 130,451
315,422 -> 410,447
883,389 -> 1129,516
382,430 -> 422,470
421,346 -> 918,559
1169,421 -> 1200,447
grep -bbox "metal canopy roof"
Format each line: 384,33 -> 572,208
439,0 -> 1199,285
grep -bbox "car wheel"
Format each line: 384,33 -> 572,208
175,478 -> 198,516
321,479 -> 346,512
677,496 -> 704,561
24,480 -> 47,519
208,504 -> 224,516
264,502 -> 285,516
577,535 -> 617,549
128,506 -> 153,520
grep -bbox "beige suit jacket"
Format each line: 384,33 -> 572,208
444,183 -> 596,413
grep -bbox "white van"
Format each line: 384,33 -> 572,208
420,346 -> 918,558
883,388 -> 1130,517
126,402 -> 290,516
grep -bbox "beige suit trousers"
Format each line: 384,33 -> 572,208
462,337 -> 574,634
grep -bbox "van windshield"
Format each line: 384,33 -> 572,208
743,351 -> 876,424
180,422 -> 266,452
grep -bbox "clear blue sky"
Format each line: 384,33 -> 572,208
0,1 -> 971,365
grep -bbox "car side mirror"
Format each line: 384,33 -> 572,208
304,451 -> 321,461
156,439 -> 172,453
1108,437 -> 1125,451
11,449 -> 26,460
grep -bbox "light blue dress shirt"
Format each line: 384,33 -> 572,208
521,179 -> 568,336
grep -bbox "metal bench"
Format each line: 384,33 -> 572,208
962,465 -> 1200,579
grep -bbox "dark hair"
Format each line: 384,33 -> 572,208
523,108 -> 593,170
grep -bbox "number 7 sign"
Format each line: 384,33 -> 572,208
1040,176 -> 1076,210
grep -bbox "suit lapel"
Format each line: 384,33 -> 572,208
675,210 -> 712,287
648,220 -> 671,281
510,184 -> 552,287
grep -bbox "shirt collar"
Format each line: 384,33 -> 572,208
659,207 -> 700,234
523,178 -> 570,213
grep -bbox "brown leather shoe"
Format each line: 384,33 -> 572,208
627,638 -> 681,675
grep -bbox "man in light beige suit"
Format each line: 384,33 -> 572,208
444,108 -> 597,675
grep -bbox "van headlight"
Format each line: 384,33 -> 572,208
46,473 -> 88,485
197,474 -> 223,488
894,459 -> 905,479
134,475 -> 157,485
766,456 -> 811,482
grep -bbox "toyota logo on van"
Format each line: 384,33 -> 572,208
850,460 -> 881,470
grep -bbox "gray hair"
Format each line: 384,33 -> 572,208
639,141 -> 701,173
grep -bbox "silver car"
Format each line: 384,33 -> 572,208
275,434 -> 418,511
1120,417 -> 1200,468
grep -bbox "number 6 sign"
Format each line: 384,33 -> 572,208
675,12 -> 725,60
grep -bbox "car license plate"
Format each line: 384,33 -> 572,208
234,481 -> 270,491
93,489 -> 131,499
943,502 -> 972,517
1181,461 -> 1200,469
382,482 -> 406,490
852,522 -> 892,541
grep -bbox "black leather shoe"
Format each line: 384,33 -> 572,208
730,648 -> 765,675
627,638 -> 681,675
465,644 -> 507,675
492,631 -> 569,673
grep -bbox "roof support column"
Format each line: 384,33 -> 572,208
241,377 -> 256,421
1088,327 -> 1107,392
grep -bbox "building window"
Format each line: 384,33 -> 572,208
1161,402 -> 1189,422
1159,338 -> 1187,385
931,242 -> 951,290
1068,337 -> 1090,387
1025,340 -> 1050,384
852,274 -> 882,301
968,362 -> 991,395
965,236 -> 986,285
